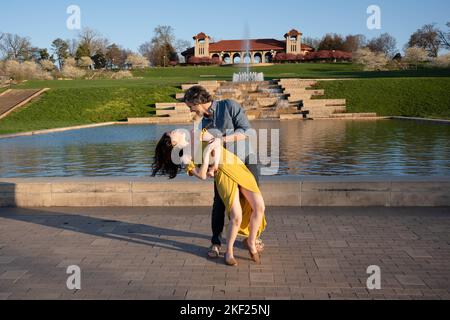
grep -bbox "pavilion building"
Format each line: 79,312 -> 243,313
182,29 -> 314,65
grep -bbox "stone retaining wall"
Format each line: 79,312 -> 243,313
1,177 -> 449,208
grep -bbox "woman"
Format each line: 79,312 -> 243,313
152,129 -> 267,266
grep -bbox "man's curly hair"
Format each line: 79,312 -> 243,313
184,86 -> 213,106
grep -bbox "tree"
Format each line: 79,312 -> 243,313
92,50 -> 107,69
78,56 -> 93,69
51,38 -> 69,69
106,44 -> 122,69
302,37 -> 320,51
40,59 -> 56,72
141,25 -> 178,66
431,53 -> 450,68
438,22 -> 450,50
77,28 -> 108,55
126,54 -> 149,69
75,42 -> 91,60
342,34 -> 367,53
408,24 -> 441,57
66,39 -> 79,57
404,47 -> 429,69
318,34 -> 345,51
353,48 -> 388,71
175,39 -> 191,63
367,33 -> 397,57
0,33 -> 32,60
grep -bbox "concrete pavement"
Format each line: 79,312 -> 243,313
0,206 -> 449,300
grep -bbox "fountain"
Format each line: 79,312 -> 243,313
232,24 -> 265,83
233,72 -> 265,83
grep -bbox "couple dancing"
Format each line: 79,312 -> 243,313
152,86 -> 267,266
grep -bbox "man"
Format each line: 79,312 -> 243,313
184,85 -> 265,258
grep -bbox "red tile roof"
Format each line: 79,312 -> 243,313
285,29 -> 302,37
181,38 -> 314,56
193,32 -> 209,40
209,39 -> 313,53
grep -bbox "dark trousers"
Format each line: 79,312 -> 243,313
211,157 -> 260,246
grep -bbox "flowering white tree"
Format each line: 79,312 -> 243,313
353,48 -> 388,71
78,56 -> 93,69
126,54 -> 149,69
404,47 -> 429,68
431,53 -> 450,68
40,59 -> 56,72
61,65 -> 86,79
4,60 -> 52,80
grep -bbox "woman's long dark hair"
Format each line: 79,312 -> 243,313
152,133 -> 181,179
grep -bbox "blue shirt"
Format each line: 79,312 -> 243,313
200,99 -> 255,161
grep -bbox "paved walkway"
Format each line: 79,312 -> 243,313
0,89 -> 42,118
0,207 -> 449,300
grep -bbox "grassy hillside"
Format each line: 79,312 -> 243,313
317,78 -> 450,119
0,86 -> 179,134
1,63 -> 449,135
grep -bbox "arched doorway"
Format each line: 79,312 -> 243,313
212,54 -> 221,64
264,52 -> 273,63
233,53 -> 241,64
223,53 -> 231,64
253,53 -> 262,64
243,53 -> 251,64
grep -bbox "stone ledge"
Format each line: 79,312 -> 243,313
1,177 -> 449,208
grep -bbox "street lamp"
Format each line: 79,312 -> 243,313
163,55 -> 166,68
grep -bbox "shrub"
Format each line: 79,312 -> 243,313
126,54 -> 149,69
353,48 -> 388,71
4,60 -> 52,80
40,60 -> 56,72
61,65 -> 86,79
78,56 -> 93,69
431,54 -> 450,68
110,70 -> 133,79
404,47 -> 429,68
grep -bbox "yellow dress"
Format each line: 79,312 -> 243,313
186,132 -> 267,238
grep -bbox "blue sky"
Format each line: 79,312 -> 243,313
1,0 -> 449,53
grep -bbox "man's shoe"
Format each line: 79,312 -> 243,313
207,245 -> 221,259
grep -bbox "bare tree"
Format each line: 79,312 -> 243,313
407,24 -> 441,57
302,37 -> 320,51
77,27 -> 109,55
0,33 -> 32,60
175,39 -> 191,63
438,22 -> 450,50
343,34 -> 367,53
367,33 -> 397,58
66,39 -> 79,57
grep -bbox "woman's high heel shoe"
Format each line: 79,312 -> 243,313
244,239 -> 262,265
225,254 -> 238,267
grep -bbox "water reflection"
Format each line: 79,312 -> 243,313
0,120 -> 449,177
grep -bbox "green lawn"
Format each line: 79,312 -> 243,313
0,86 -> 179,135
1,63 -> 449,135
317,78 -> 450,119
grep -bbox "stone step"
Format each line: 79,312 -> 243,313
155,102 -> 188,110
257,97 -> 279,107
330,113 -> 378,118
285,89 -> 325,96
288,94 -> 313,102
303,99 -> 346,108
156,109 -> 191,117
